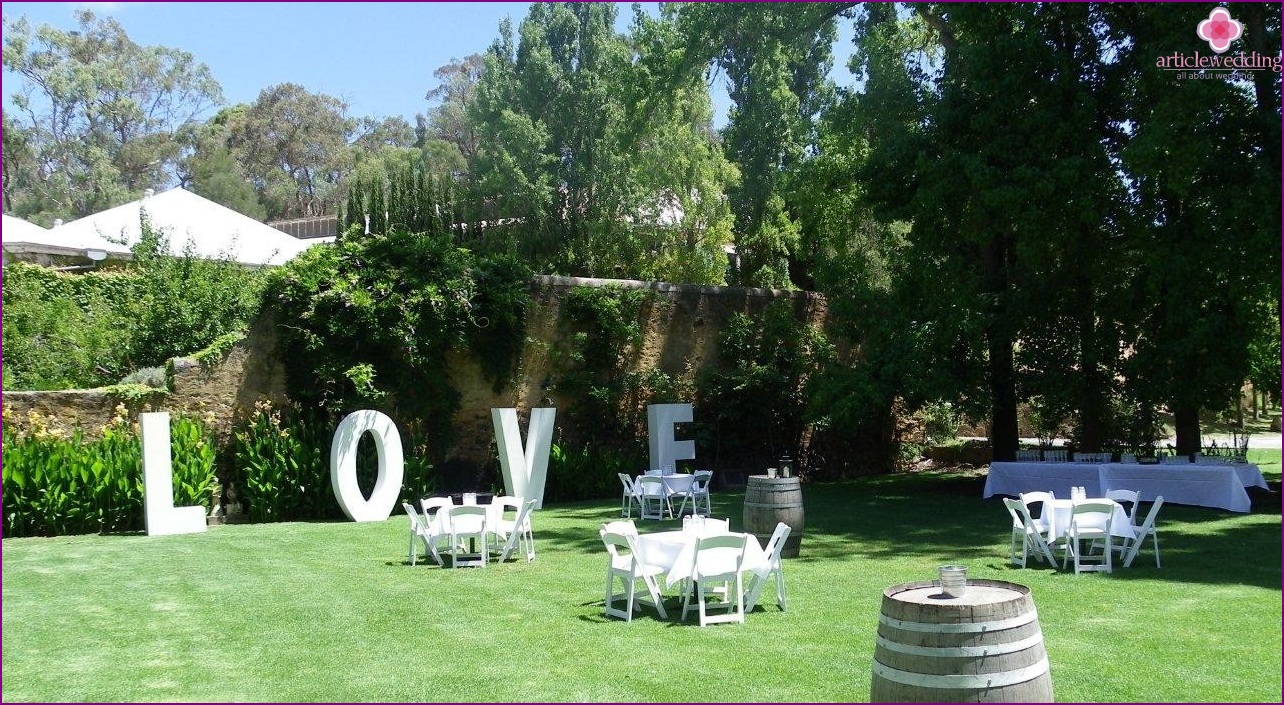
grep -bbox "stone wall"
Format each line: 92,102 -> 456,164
4,276 -> 826,464
446,275 -> 827,463
2,312 -> 288,442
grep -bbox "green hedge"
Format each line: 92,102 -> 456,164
229,402 -> 436,522
2,407 -> 216,537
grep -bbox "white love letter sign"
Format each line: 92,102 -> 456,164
330,410 -> 404,522
492,407 -> 555,509
141,412 -> 207,536
648,403 -> 695,472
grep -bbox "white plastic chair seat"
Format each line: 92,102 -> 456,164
493,498 -> 537,562
1120,496 -> 1164,568
402,502 -> 434,566
679,470 -> 714,517
1003,497 -> 1059,568
445,505 -> 489,568
637,475 -> 672,520
618,473 -> 642,518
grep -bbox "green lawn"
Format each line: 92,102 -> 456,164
3,453 -> 1280,702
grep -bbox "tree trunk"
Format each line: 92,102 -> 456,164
1172,404 -> 1201,456
989,329 -> 1019,461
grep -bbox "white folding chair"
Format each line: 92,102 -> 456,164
1019,491 -> 1056,536
495,499 -> 537,562
402,502 -> 434,566
488,495 -> 521,551
680,534 -> 748,626
418,496 -> 455,565
744,522 -> 791,613
1003,497 -> 1059,568
637,475 -> 671,520
1062,500 -> 1114,574
445,504 -> 488,568
1104,489 -> 1141,527
602,519 -> 639,537
599,529 -> 668,621
1121,496 -> 1164,568
617,473 -> 642,518
679,470 -> 713,517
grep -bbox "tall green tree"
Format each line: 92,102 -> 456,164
1,9 -> 222,224
1106,2 -> 1281,454
469,2 -> 736,283
673,3 -> 845,288
230,83 -> 357,219
180,106 -> 265,219
421,54 -> 486,178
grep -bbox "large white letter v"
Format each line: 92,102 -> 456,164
492,407 -> 556,509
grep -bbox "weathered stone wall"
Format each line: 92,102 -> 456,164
2,311 -> 288,442
4,276 -> 825,464
446,275 -> 827,463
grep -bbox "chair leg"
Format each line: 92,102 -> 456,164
775,570 -> 787,611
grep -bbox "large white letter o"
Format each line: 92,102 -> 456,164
330,410 -> 404,522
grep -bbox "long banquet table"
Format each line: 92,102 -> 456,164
984,461 -> 1268,513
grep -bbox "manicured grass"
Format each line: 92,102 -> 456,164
2,466 -> 1280,702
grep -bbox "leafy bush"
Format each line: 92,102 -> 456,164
696,300 -> 834,475
2,216 -> 265,391
264,226 -> 531,462
119,367 -> 169,389
1,263 -> 133,389
229,401 -> 436,522
2,405 -> 216,537
543,435 -> 646,504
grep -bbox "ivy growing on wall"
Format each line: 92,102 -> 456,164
263,224 -> 531,463
696,299 -> 834,476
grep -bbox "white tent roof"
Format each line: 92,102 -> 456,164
3,213 -> 130,261
48,188 -> 321,267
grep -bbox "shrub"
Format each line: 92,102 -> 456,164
2,216 -> 265,391
1,405 -> 216,537
229,401 -> 436,522
119,367 -> 169,389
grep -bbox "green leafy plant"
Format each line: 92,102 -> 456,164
1,404 -> 215,537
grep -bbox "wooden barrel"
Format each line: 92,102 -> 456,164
742,475 -> 805,558
870,580 -> 1053,703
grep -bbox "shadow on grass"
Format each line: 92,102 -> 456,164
539,470 -> 1281,591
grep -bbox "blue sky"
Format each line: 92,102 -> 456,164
1,2 -> 856,128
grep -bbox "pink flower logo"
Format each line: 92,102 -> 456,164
1197,7 -> 1243,54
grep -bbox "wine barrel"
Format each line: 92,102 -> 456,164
870,580 -> 1053,703
742,475 -> 804,558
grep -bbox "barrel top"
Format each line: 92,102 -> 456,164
746,475 -> 801,484
884,579 -> 1030,606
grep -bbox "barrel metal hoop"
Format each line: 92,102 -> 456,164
872,657 -> 1050,689
879,608 -> 1038,633
875,632 -> 1045,658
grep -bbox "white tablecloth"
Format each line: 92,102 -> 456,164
632,530 -> 769,590
1046,498 -> 1135,541
984,462 -> 1102,499
638,473 -> 694,496
1098,464 -> 1258,513
985,462 -> 1265,514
